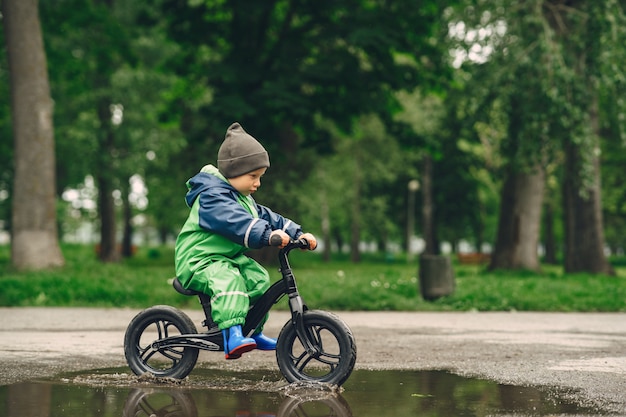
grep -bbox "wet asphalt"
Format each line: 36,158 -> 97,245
0,307 -> 624,415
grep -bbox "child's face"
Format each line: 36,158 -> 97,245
228,167 -> 267,196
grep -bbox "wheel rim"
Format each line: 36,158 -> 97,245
133,318 -> 189,374
282,320 -> 348,382
293,323 -> 341,377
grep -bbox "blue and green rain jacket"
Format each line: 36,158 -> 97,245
174,165 -> 302,290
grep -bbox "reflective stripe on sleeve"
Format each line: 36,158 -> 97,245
244,218 -> 260,248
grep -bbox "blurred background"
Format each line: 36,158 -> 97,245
2,0 -> 625,276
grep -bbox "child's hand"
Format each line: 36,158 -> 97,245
269,230 -> 290,248
299,232 -> 317,251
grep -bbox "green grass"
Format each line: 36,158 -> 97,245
0,244 -> 624,311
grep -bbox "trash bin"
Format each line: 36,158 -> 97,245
418,254 -> 455,301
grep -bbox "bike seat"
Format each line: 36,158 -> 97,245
172,277 -> 204,296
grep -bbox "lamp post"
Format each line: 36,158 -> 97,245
406,179 -> 420,262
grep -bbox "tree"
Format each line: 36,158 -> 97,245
394,89 -> 446,256
39,0 -> 131,261
489,65 -> 549,271
491,165 -> 545,270
556,2 -> 621,275
2,0 -> 64,269
601,108 -> 626,255
449,3 -> 554,271
0,17 -> 12,237
448,0 -> 623,274
40,1 -> 185,258
542,166 -> 561,264
297,115 -> 404,261
153,0 -> 450,216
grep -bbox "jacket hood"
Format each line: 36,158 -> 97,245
185,164 -> 234,207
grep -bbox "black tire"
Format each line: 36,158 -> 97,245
124,305 -> 199,379
276,310 -> 356,386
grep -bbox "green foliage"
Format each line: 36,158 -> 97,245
37,1 -> 189,243
0,14 -> 13,230
298,115 -> 406,248
0,245 -> 174,307
151,0 -> 453,207
441,0 -> 626,269
602,127 -> 626,253
3,0 -> 626,270
446,0 -> 626,173
449,265 -> 626,311
0,245 -> 623,311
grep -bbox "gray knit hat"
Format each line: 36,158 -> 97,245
217,122 -> 270,178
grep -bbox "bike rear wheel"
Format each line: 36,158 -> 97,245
276,310 -> 356,386
124,305 -> 199,379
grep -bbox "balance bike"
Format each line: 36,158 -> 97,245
123,238 -> 357,386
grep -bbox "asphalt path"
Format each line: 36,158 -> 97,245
0,308 -> 624,414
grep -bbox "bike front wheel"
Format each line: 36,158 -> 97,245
276,310 -> 357,386
124,305 -> 199,379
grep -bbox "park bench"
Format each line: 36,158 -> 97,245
457,252 -> 491,265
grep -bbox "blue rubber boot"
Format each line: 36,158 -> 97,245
252,333 -> 277,350
222,325 -> 256,360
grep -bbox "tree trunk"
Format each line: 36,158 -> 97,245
158,227 -> 169,245
421,154 -> 438,255
405,180 -> 417,257
121,181 -> 134,258
350,180 -> 361,263
3,0 -> 64,269
489,165 -> 545,271
333,228 -> 344,254
96,100 -> 120,262
562,99 -> 614,275
97,172 -> 120,262
320,190 -> 331,262
350,154 -> 361,263
543,201 -> 558,264
8,382 -> 51,417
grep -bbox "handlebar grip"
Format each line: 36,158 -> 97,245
269,233 -> 285,247
298,237 -> 311,249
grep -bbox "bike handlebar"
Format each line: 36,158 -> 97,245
269,234 -> 312,250
269,233 -> 285,247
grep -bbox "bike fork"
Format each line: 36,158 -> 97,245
289,294 -> 320,356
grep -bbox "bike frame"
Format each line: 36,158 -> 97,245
151,239 -> 317,355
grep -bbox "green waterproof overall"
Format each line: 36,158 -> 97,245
175,169 -> 270,331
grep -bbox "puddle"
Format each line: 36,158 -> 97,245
0,368 -> 606,416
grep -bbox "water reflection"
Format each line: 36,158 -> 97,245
123,386 -> 352,417
0,369 -> 604,417
123,388 -> 197,417
343,370 -> 599,416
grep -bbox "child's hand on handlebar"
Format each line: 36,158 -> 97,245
299,232 -> 317,251
269,230 -> 290,248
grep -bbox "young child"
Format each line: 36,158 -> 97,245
174,122 -> 317,360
